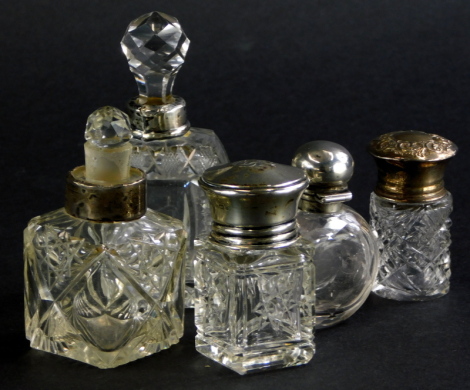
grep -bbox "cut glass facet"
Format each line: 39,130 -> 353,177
131,128 -> 229,306
194,239 -> 315,375
370,192 -> 452,300
24,208 -> 186,368
85,106 -> 132,147
121,11 -> 190,99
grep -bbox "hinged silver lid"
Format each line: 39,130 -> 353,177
292,141 -> 353,212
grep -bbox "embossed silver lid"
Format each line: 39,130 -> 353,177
199,160 -> 308,248
292,141 -> 354,212
121,11 -> 190,139
369,131 -> 457,203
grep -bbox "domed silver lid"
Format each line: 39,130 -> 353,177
292,141 -> 354,211
199,160 -> 308,248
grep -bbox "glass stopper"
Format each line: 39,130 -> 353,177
84,107 -> 133,184
85,106 -> 132,147
121,11 -> 190,102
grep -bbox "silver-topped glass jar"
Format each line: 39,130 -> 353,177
369,131 -> 457,301
121,12 -> 229,307
194,160 -> 315,375
293,141 -> 379,329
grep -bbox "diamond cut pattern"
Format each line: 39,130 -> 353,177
370,193 -> 452,298
25,208 -> 185,368
130,128 -> 229,307
195,245 -> 314,350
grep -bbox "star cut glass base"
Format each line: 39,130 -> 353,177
24,208 -> 186,368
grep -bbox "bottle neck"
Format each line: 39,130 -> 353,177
299,187 -> 352,214
209,219 -> 299,250
299,198 -> 343,213
127,96 -> 190,140
65,166 -> 146,222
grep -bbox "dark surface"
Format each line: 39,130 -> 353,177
2,1 -> 470,389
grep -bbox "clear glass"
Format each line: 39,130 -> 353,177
297,205 -> 378,329
370,192 -> 453,301
24,208 -> 186,369
194,239 -> 315,375
131,127 -> 229,306
121,11 -> 189,100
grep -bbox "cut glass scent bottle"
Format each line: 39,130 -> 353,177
24,107 -> 187,368
121,11 -> 229,307
293,141 -> 379,329
194,160 -> 316,375
368,131 -> 457,301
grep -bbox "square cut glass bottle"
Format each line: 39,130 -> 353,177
24,208 -> 186,368
121,12 -> 229,306
194,160 -> 315,375
24,106 -> 187,368
194,240 -> 315,375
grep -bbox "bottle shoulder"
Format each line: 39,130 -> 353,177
142,208 -> 185,232
297,205 -> 375,244
197,239 -> 314,268
130,129 -> 229,178
132,128 -> 226,151
298,205 -> 371,232
370,191 -> 453,208
26,208 -> 186,246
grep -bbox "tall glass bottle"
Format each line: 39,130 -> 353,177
292,141 -> 379,329
368,131 -> 457,301
121,12 -> 229,306
24,107 -> 187,368
194,160 -> 316,375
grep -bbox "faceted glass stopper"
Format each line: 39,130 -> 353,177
84,107 -> 133,184
85,106 -> 132,147
121,11 -> 190,102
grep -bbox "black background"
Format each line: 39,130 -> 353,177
1,1 -> 470,389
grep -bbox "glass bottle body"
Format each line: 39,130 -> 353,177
194,239 -> 315,375
297,205 -> 378,328
24,208 -> 186,368
370,192 -> 452,301
131,128 -> 229,306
